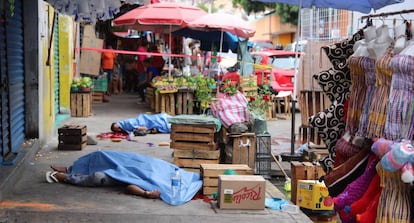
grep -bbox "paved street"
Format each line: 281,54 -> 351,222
0,92 -> 312,223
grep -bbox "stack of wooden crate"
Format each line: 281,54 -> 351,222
170,124 -> 220,173
58,125 -> 87,150
200,164 -> 253,196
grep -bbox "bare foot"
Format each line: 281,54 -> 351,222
50,165 -> 67,173
146,190 -> 161,199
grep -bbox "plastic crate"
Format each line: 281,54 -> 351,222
93,77 -> 108,92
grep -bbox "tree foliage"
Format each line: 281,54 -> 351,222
232,0 -> 298,25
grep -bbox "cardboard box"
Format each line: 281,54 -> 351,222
296,180 -> 334,211
218,175 -> 266,210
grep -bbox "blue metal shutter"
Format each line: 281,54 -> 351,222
0,0 -> 25,164
53,14 -> 60,115
0,0 -> 8,161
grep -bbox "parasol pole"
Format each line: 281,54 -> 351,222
280,0 -> 302,161
216,30 -> 224,97
168,24 -> 172,77
291,0 -> 302,156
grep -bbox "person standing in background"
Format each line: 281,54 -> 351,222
136,40 -> 149,92
101,44 -> 116,95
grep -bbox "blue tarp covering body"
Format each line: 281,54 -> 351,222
69,150 -> 203,206
116,113 -> 172,133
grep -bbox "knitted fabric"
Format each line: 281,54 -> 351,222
356,192 -> 381,223
381,140 -> 414,172
371,138 -> 395,157
346,173 -> 381,216
334,154 -> 379,211
335,133 -> 362,165
401,163 -> 414,183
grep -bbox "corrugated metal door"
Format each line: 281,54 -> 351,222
0,0 -> 25,165
53,14 -> 60,115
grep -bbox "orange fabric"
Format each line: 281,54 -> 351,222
101,52 -> 116,69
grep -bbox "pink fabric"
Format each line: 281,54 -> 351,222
210,91 -> 249,128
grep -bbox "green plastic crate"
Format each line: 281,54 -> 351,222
93,78 -> 108,92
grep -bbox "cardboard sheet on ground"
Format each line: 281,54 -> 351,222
116,113 -> 172,133
69,150 -> 202,206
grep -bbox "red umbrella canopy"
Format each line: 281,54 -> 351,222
113,2 -> 207,28
187,12 -> 256,39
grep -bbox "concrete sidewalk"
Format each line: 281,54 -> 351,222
0,93 -> 312,223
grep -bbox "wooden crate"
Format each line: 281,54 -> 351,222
200,164 -> 253,195
298,124 -> 325,146
145,87 -> 155,110
227,133 -> 256,169
170,124 -> 218,151
58,125 -> 87,150
173,149 -> 220,173
175,89 -> 194,115
273,93 -> 292,120
157,90 -> 176,115
299,90 -> 330,126
92,92 -> 104,103
240,75 -> 257,88
70,93 -> 91,117
240,86 -> 258,99
290,161 -> 325,204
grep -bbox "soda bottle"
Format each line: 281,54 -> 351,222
171,167 -> 181,205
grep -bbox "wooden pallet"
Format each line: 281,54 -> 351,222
299,90 -> 330,126
170,124 -> 218,151
299,124 -> 325,146
290,161 -> 325,204
200,164 -> 253,195
70,93 -> 91,117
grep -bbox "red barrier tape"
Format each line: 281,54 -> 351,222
80,47 -> 221,60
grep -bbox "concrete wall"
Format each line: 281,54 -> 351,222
38,2 -> 55,144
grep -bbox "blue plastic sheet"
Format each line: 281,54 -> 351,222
116,113 -> 172,133
69,150 -> 203,206
265,198 -> 289,210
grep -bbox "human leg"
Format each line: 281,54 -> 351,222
50,165 -> 67,173
56,171 -> 123,187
